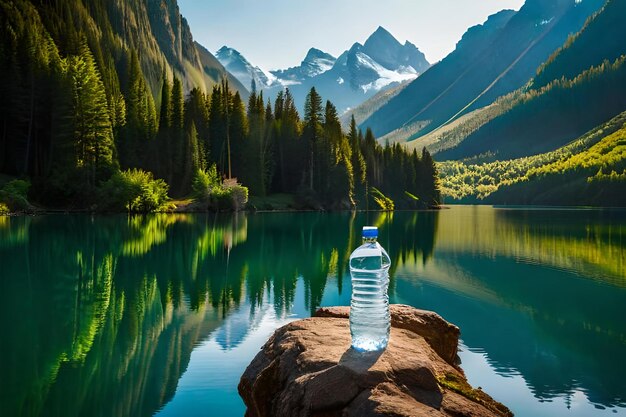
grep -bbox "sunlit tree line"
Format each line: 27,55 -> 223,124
0,1 -> 439,211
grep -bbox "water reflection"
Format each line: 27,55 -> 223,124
393,206 -> 626,413
0,207 -> 625,417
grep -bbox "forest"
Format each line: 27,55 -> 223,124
438,110 -> 626,206
0,0 -> 439,213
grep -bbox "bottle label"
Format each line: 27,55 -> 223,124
355,247 -> 382,258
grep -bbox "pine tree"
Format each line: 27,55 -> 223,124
349,119 -> 367,207
185,87 -> 209,169
281,88 -> 303,193
324,101 -> 353,207
245,89 -> 267,195
67,39 -> 117,189
264,98 -> 275,192
421,147 -> 440,207
121,50 -> 156,170
171,77 -> 184,130
168,76 -> 184,191
229,91 -> 248,181
158,70 -> 171,131
303,87 -> 323,191
208,84 -> 225,170
180,121 -> 200,194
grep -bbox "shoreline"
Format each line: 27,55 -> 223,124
1,205 -> 445,217
7,203 -> 626,217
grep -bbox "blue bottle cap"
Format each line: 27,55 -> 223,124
362,226 -> 378,238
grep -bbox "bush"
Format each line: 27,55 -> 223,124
0,203 -> 9,215
0,179 -> 31,211
210,184 -> 249,211
227,184 -> 249,211
192,165 -> 220,201
192,166 -> 249,211
100,169 -> 172,213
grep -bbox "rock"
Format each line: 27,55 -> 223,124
316,305 -> 460,366
239,305 -> 513,417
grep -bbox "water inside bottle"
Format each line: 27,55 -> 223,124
349,241 -> 391,351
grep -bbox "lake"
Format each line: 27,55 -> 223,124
1,206 -> 625,417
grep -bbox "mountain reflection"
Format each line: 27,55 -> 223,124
1,207 -> 625,416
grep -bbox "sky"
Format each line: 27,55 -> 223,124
178,0 -> 525,71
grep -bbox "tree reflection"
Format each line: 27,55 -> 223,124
393,206 -> 626,409
0,209 -> 465,417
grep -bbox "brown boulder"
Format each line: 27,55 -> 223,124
239,305 -> 512,417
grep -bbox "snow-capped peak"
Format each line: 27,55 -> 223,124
270,48 -> 337,83
216,46 -> 276,91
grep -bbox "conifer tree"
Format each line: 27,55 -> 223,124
303,87 -> 323,191
421,147 -> 440,207
185,87 -> 209,169
245,90 -> 267,195
171,77 -> 184,130
348,118 -> 367,207
324,101 -> 353,207
121,50 -> 156,170
66,39 -> 117,189
168,76 -> 184,191
158,71 -> 171,131
229,91 -> 248,181
208,84 -> 226,170
180,121 -> 201,194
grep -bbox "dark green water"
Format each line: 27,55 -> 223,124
1,206 -> 625,417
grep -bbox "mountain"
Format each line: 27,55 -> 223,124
12,0 -> 246,99
288,27 -> 430,113
194,42 -> 248,95
532,0 -> 625,90
361,26 -> 430,75
433,0 -> 626,205
363,0 -> 606,139
271,48 -> 337,83
216,46 -> 276,91
340,79 -> 413,129
435,0 -> 626,161
219,27 -> 430,113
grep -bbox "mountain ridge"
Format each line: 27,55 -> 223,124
431,0 -> 626,206
216,26 -> 430,113
361,0 -> 605,139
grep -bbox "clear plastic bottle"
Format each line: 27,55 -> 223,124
349,226 -> 391,351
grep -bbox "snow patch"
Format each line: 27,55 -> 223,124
539,17 -> 554,26
277,79 -> 302,87
305,58 -> 335,77
355,52 -> 419,93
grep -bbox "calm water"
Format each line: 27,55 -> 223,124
1,206 -> 625,417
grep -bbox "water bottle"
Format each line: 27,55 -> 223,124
349,226 -> 391,351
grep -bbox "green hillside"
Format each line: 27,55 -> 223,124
439,111 -> 626,206
436,54 -> 626,160
533,0 -> 625,90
